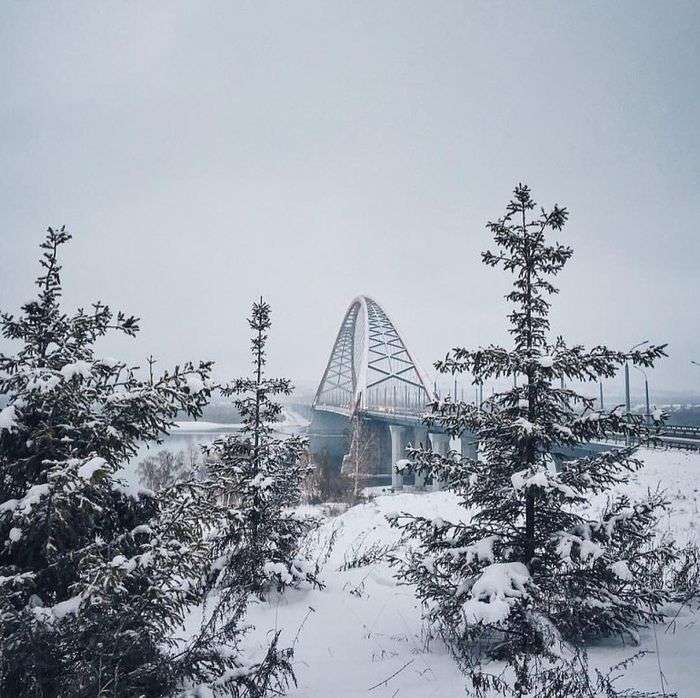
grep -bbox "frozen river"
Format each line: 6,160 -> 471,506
118,407 -> 310,487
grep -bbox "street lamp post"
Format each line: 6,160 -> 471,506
625,340 -> 649,443
645,375 -> 650,423
633,365 -> 651,424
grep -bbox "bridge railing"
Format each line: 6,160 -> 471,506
591,420 -> 700,451
315,402 -> 432,418
360,401 -> 432,417
659,423 -> 700,438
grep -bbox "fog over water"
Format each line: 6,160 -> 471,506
1,2 -> 698,397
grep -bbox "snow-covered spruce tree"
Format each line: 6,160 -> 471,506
204,298 -> 320,608
389,185 -> 675,667
0,229 -> 276,697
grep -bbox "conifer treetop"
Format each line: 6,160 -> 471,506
483,183 -> 571,350
221,298 -> 292,442
436,185 -> 666,383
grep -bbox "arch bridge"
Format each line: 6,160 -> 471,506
310,295 -> 477,489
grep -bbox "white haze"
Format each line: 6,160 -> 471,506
1,2 -> 698,398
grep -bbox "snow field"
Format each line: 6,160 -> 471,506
235,447 -> 700,696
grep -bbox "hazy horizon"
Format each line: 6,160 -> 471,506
2,2 -> 698,396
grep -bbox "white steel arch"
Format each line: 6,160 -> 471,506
313,295 -> 434,415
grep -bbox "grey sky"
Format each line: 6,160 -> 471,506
1,1 -> 698,398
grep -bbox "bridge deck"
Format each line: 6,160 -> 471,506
313,405 -> 700,450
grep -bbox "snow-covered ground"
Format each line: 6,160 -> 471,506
173,406 -> 309,435
275,406 -> 312,434
237,447 -> 698,696
174,421 -> 244,432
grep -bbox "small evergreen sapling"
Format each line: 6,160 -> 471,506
204,299 -> 320,603
185,299 -> 320,694
390,186 -> 674,667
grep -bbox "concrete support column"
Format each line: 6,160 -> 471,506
389,425 -> 410,490
429,432 -> 451,491
460,430 -> 478,462
413,425 -> 430,489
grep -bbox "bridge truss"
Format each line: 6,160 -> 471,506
313,296 -> 434,415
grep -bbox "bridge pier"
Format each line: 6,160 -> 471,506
460,431 -> 478,462
308,409 -> 352,471
429,432 -> 451,490
389,425 -> 410,490
413,425 -> 430,489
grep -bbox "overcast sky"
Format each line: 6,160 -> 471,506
1,1 -> 698,398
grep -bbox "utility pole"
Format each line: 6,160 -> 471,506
599,382 -> 604,412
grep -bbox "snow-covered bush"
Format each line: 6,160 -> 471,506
0,229 -> 289,697
305,447 -> 355,504
390,186 -> 676,671
467,647 -> 674,698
